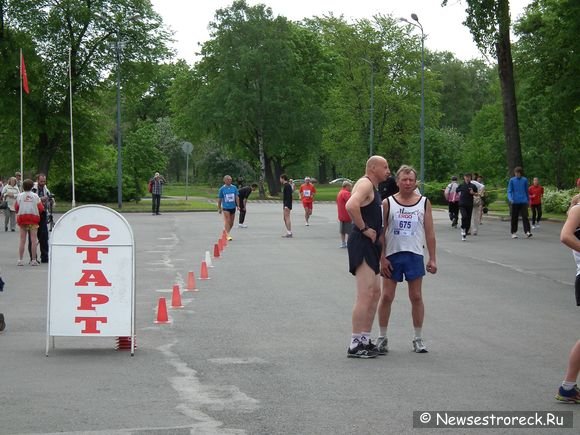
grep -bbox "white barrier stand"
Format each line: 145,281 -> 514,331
46,205 -> 135,356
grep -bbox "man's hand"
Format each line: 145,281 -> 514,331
363,227 -> 377,243
426,259 -> 437,274
380,256 -> 393,279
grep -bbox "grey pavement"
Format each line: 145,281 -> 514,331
0,203 -> 578,434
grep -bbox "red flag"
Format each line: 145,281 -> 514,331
21,53 -> 29,94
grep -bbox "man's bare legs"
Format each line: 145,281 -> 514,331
350,261 -> 380,352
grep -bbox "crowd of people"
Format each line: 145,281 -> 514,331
0,171 -> 55,332
2,165 -> 579,405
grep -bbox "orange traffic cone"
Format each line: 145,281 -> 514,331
218,238 -> 224,253
115,336 -> 136,351
213,243 -> 220,259
186,271 -> 198,292
171,284 -> 184,308
200,261 -> 210,280
154,297 -> 170,323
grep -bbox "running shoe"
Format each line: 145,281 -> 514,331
305,222 -> 309,226
375,336 -> 388,355
339,242 -> 347,248
347,341 -> 378,359
531,225 -> 536,229
511,234 -> 518,239
0,313 -> 5,332
281,233 -> 293,238
226,234 -> 233,241
17,260 -> 23,266
412,337 -> 428,353
555,385 -> 580,404
238,224 -> 248,228
31,260 -> 39,266
461,235 -> 466,241
526,232 -> 533,238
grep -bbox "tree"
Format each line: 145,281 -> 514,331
443,0 -> 523,176
1,0 -> 171,178
514,0 -> 580,188
172,0 -> 332,196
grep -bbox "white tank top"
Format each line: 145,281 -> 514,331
385,195 -> 427,257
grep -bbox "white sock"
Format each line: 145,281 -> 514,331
414,328 -> 422,339
379,326 -> 387,337
361,332 -> 371,343
562,381 -> 576,391
350,334 -> 362,350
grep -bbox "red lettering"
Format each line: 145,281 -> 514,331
75,316 -> 107,334
75,270 -> 112,287
77,293 -> 110,310
76,224 -> 110,242
76,247 -> 109,264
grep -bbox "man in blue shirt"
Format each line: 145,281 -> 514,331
507,166 -> 532,239
217,175 -> 239,241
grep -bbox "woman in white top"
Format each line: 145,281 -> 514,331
1,177 -> 20,232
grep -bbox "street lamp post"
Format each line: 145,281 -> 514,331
115,34 -> 126,209
362,58 -> 375,157
400,14 -> 425,192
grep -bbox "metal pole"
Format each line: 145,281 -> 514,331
420,29 -> 425,193
185,153 -> 189,201
362,58 -> 374,157
116,36 -> 123,209
69,48 -> 76,208
370,64 -> 374,157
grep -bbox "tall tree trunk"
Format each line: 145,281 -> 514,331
496,0 -> 522,176
318,155 -> 328,184
36,132 -> 57,179
257,130 -> 267,199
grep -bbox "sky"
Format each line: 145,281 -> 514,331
150,0 -> 532,63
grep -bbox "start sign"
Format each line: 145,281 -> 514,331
46,205 -> 135,355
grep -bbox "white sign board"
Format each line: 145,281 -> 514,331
46,205 -> 135,354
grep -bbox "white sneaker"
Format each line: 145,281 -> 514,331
511,234 -> 518,239
238,224 -> 248,228
531,225 -> 536,229
413,337 -> 428,353
526,232 -> 533,238
305,222 -> 309,226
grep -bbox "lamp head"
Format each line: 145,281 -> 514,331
411,13 -> 419,22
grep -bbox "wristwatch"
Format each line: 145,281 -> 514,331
360,225 -> 369,233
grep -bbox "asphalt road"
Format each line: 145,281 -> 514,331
0,202 -> 578,434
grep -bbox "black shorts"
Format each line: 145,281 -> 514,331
223,208 -> 236,215
347,231 -> 382,276
283,202 -> 292,210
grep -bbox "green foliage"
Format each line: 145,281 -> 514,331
51,145 -> 137,203
514,0 -> 580,188
542,188 -> 577,214
423,181 -> 449,205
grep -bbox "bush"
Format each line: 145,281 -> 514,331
543,188 -> 577,213
423,182 -> 449,206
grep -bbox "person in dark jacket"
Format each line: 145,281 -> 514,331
456,173 -> 478,242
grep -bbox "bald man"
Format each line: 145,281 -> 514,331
345,156 -> 390,358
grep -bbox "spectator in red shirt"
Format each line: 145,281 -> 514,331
299,177 -> 316,226
14,179 -> 44,266
336,181 -> 353,248
528,177 -> 545,229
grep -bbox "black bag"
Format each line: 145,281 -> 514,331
0,200 -> 7,210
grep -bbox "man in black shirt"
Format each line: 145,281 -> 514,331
280,174 -> 293,238
238,183 -> 258,228
456,173 -> 478,241
378,175 -> 398,201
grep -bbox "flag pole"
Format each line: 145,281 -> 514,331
69,47 -> 76,208
19,48 -> 23,177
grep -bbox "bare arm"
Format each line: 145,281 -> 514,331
346,178 -> 376,242
380,198 -> 393,278
424,199 -> 437,274
561,205 -> 580,252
